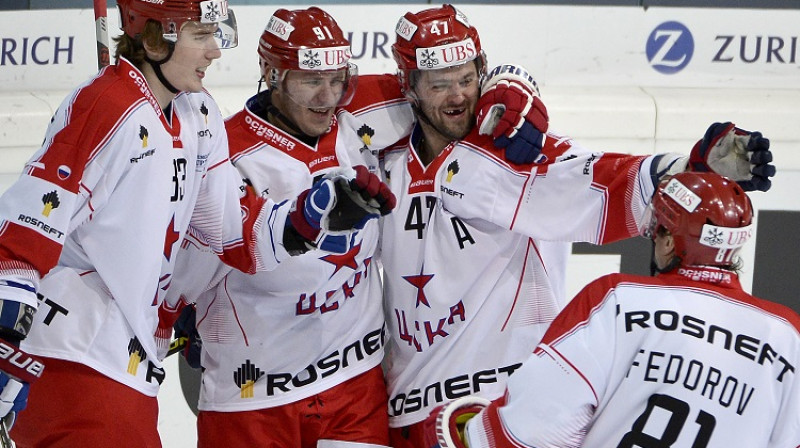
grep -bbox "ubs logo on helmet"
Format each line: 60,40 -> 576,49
646,21 -> 694,74
416,38 -> 476,70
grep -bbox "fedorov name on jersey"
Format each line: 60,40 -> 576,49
625,309 -> 795,382
388,362 -> 522,417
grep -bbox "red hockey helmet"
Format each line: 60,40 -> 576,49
392,4 -> 486,95
258,7 -> 357,107
117,0 -> 237,48
645,172 -> 754,267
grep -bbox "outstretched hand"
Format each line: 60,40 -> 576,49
689,122 -> 775,192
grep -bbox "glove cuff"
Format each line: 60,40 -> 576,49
0,339 -> 44,384
288,190 -> 321,243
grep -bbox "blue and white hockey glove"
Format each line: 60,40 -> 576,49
0,339 -> 44,431
689,122 -> 775,192
289,165 -> 396,253
477,64 -> 549,164
423,396 -> 491,448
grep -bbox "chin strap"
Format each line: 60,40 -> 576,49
145,44 -> 179,94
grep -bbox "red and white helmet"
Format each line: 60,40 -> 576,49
645,172 -> 754,268
258,7 -> 357,107
117,0 -> 237,48
391,4 -> 486,95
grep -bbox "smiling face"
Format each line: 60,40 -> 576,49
270,68 -> 349,137
412,61 -> 480,156
158,21 -> 222,93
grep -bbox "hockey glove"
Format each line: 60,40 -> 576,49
689,122 -> 775,192
477,64 -> 549,164
423,396 -> 491,448
172,304 -> 202,369
0,339 -> 44,430
289,166 -> 396,253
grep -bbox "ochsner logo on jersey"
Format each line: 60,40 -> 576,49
415,38 -> 477,70
298,46 -> 351,70
646,21 -> 694,74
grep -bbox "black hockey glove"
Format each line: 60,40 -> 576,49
172,304 -> 202,369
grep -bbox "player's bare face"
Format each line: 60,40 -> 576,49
161,22 -> 222,93
414,63 -> 479,142
272,69 -> 347,137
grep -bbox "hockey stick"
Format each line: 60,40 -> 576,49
93,0 -> 110,69
166,337 -> 189,358
0,416 -> 15,448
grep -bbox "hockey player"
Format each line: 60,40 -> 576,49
0,1 -> 392,447
428,171 -> 799,448
381,5 -> 776,447
164,7 -> 403,448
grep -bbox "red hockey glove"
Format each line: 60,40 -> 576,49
477,64 -> 549,164
289,166 -> 396,253
689,122 -> 775,192
423,397 -> 491,448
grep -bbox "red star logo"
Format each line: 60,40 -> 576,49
403,268 -> 434,308
163,215 -> 180,261
321,243 -> 361,275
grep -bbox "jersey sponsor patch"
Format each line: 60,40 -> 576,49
0,175 -> 74,243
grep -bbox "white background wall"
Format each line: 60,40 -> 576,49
1,4 -> 799,447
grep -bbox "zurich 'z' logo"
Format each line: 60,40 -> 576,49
646,21 -> 694,74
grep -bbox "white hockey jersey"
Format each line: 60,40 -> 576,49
0,58 -> 291,396
382,126 -> 683,427
466,269 -> 800,448
166,75 -> 414,411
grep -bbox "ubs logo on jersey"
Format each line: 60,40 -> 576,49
646,21 -> 694,74
41,191 -> 60,217
235,359 -> 264,398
